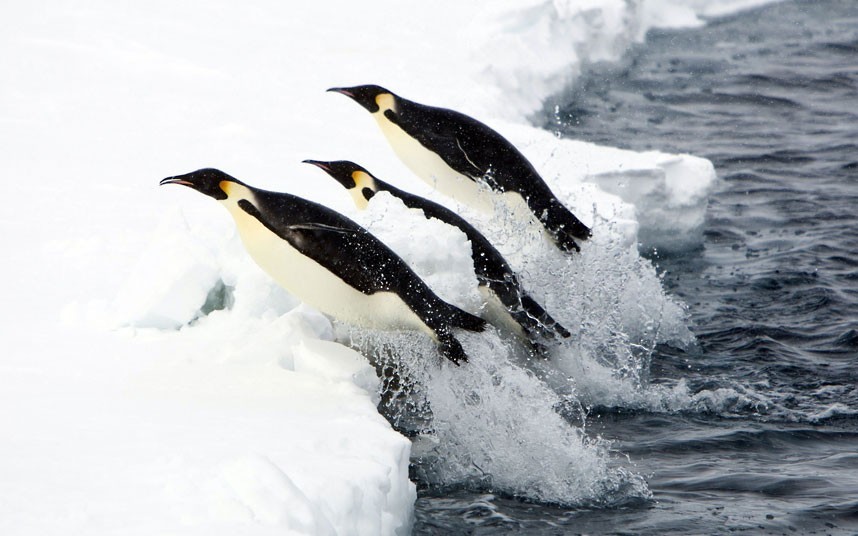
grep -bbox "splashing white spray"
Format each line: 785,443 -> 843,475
334,174 -> 743,504
343,326 -> 651,506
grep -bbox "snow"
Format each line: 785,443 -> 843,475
0,0 -> 776,534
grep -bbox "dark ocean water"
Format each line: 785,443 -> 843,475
414,0 -> 858,533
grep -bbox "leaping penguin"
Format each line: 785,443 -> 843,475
304,159 -> 571,351
160,168 -> 485,364
327,84 -> 592,253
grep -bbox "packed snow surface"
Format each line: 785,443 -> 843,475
1,0 -> 776,534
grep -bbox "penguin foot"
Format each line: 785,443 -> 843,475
550,320 -> 572,339
436,331 -> 469,365
552,230 -> 582,254
537,198 -> 591,253
524,338 -> 551,359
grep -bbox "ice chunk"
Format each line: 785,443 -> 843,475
112,209 -> 222,329
498,123 -> 718,252
293,338 -> 381,401
212,455 -> 337,533
586,152 -> 718,252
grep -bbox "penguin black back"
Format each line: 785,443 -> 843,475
329,85 -> 592,253
161,168 -> 485,364
231,187 -> 486,335
361,173 -> 572,342
304,160 -> 572,344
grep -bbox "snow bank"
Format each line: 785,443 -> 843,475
3,214 -> 415,535
0,0 -> 774,533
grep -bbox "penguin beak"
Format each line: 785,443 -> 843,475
326,87 -> 354,99
302,159 -> 331,173
302,160 -> 356,190
159,176 -> 194,187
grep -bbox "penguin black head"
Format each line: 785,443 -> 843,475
303,159 -> 380,210
159,168 -> 240,201
327,84 -> 394,114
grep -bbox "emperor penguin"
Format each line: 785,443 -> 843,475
327,84 -> 592,253
160,168 -> 485,364
303,159 -> 571,351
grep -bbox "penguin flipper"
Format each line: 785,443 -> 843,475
287,222 -> 358,235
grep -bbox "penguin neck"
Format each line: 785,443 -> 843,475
350,171 -> 380,210
218,181 -> 256,213
371,93 -> 397,127
374,93 -> 397,115
218,182 -> 265,246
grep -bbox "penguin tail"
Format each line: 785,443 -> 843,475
492,280 -> 571,341
436,329 -> 469,365
519,294 -> 571,339
538,198 -> 592,253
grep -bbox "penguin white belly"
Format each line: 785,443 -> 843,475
373,113 -> 544,228
478,285 -> 527,341
498,190 -> 539,225
374,113 -> 495,213
226,203 -> 433,336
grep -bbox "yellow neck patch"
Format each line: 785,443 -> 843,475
375,93 -> 395,113
349,171 -> 376,210
218,180 -> 232,197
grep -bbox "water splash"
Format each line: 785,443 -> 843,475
466,189 -> 696,411
342,326 -> 651,506
335,181 -> 703,504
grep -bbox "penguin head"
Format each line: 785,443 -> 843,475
160,168 -> 241,201
303,159 -> 380,210
327,84 -> 395,114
